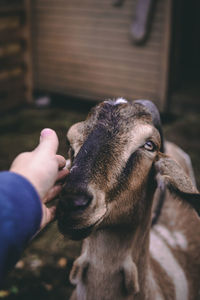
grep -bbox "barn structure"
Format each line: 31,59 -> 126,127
0,0 -> 199,112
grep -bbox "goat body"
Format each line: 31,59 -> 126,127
57,99 -> 200,300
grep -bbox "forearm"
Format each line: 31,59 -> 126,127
0,171 -> 42,285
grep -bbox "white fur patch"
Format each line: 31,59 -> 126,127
104,98 -> 127,106
173,231 -> 188,250
147,269 -> 164,300
70,165 -> 78,173
150,230 -> 188,300
154,224 -> 188,251
64,159 -> 71,169
114,98 -> 127,105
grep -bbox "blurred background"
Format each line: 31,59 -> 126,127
0,0 -> 199,299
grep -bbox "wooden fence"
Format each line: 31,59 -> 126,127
32,0 -> 172,111
0,0 -> 32,111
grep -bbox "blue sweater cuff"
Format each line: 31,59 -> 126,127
0,171 -> 42,283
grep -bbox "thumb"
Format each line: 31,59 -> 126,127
40,205 -> 56,229
36,128 -> 59,155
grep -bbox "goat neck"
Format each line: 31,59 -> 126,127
70,201 -> 154,300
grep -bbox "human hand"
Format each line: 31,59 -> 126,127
10,128 -> 69,229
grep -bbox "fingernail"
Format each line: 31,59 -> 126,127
40,128 -> 53,137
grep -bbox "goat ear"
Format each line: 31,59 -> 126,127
154,155 -> 200,216
67,121 -> 85,143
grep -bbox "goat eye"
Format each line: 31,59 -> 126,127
143,141 -> 156,152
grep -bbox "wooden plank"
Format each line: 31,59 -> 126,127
34,0 -> 165,12
0,28 -> 24,43
32,16 -> 165,32
33,14 -> 165,36
0,53 -> 24,69
0,75 -> 25,91
34,44 -> 161,65
0,16 -> 20,31
36,68 -> 159,93
32,17 -> 164,37
35,78 -> 159,104
32,27 -> 163,46
0,0 -> 32,110
159,0 -> 172,110
0,67 -> 24,81
0,4 -> 24,14
34,40 -> 161,57
35,69 -> 159,94
0,42 -> 22,58
36,58 -> 160,80
35,57 -> 160,77
34,3 -> 165,19
33,36 -> 162,57
36,83 -> 158,103
35,40 -> 161,61
23,0 -> 33,103
0,0 -> 23,6
34,47 -> 160,68
32,0 -> 171,110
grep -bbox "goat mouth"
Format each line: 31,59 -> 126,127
56,208 -> 107,241
56,197 -> 108,240
57,220 -> 94,240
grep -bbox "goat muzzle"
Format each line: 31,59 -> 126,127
57,189 -> 92,214
56,188 -> 93,238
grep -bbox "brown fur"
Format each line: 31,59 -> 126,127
150,256 -> 175,300
57,100 -> 200,300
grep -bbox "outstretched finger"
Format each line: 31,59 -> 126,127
36,128 -> 59,155
40,205 -> 56,229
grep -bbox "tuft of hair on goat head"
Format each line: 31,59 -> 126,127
56,99 -> 200,300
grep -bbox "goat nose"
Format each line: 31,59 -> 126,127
71,194 -> 92,209
73,195 -> 89,207
65,192 -> 93,211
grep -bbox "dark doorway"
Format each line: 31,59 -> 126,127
170,0 -> 200,112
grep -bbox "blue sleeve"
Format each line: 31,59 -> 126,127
0,171 -> 42,285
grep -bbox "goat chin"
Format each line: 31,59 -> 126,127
59,224 -> 93,241
57,99 -> 200,300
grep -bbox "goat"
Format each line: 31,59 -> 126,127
57,99 -> 200,300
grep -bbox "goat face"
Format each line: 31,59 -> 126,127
57,99 -> 161,240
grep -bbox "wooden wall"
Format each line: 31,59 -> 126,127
0,0 -> 33,111
32,0 -> 172,110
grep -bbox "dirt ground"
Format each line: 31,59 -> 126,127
0,103 -> 199,299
